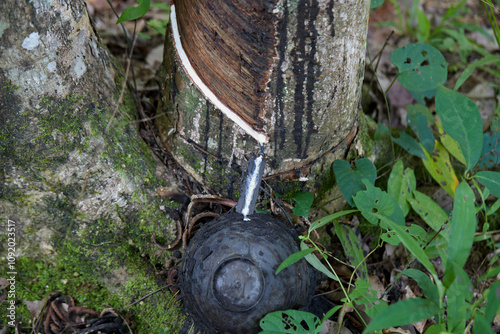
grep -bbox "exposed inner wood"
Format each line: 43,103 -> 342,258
175,0 -> 277,134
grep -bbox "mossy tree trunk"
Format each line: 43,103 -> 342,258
157,0 -> 370,202
0,0 -> 183,332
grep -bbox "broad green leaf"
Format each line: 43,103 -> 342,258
381,224 -> 426,246
485,281 -> 500,323
387,160 -> 416,216
447,182 -> 476,268
424,324 -> 447,334
479,130 -> 500,168
300,241 -> 337,281
308,209 -> 358,233
407,104 -> 435,153
116,0 -> 151,24
260,309 -> 322,334
362,298 -> 439,334
435,85 -> 483,171
408,190 -> 449,233
292,191 -> 314,217
445,264 -> 473,333
370,0 -> 385,9
473,316 -> 495,334
390,43 -> 448,93
392,131 -> 427,159
377,215 -> 436,276
332,220 -> 368,280
422,140 -> 459,197
475,171 -> 500,198
403,269 -> 439,306
333,159 -> 377,206
275,248 -> 315,275
353,180 -> 405,227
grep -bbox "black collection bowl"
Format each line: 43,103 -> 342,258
179,212 -> 316,334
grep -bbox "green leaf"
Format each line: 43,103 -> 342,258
320,305 -> 343,323
275,248 -> 316,275
485,281 -> 500,323
454,54 -> 500,90
479,130 -> 500,168
416,9 -> 430,42
353,180 -> 405,227
387,160 -> 416,217
421,140 -> 459,197
445,264 -> 472,333
390,43 -> 448,93
370,0 -> 385,9
447,182 -> 476,268
473,315 -> 495,334
308,209 -> 358,233
392,131 -> 427,159
377,215 -> 436,276
333,159 -> 377,206
403,269 -> 439,306
116,0 -> 151,24
381,224 -> 427,246
292,191 -> 314,217
362,298 -> 439,334
435,85 -> 483,171
260,309 -> 322,334
408,190 -> 449,233
300,241 -> 338,281
474,171 -> 500,198
332,220 -> 368,280
407,105 -> 435,153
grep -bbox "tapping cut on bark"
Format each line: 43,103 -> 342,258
171,0 -> 277,143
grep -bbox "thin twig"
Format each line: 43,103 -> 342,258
124,285 -> 171,309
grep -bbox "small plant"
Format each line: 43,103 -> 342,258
260,41 -> 500,333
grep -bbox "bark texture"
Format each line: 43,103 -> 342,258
157,0 -> 370,199
0,0 -> 183,331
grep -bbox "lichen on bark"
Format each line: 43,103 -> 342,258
0,0 -> 184,331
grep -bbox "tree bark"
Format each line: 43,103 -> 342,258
0,0 -> 183,332
157,0 -> 370,199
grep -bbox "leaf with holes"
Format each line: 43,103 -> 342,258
353,180 -> 405,227
333,158 -> 377,206
260,309 -> 322,334
408,190 -> 449,233
332,220 -> 368,280
381,224 -> 427,246
422,140 -> 459,197
388,160 -> 416,217
391,43 -> 448,93
116,0 -> 151,24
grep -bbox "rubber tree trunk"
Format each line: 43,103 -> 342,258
158,0 -> 370,198
0,0 -> 183,332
